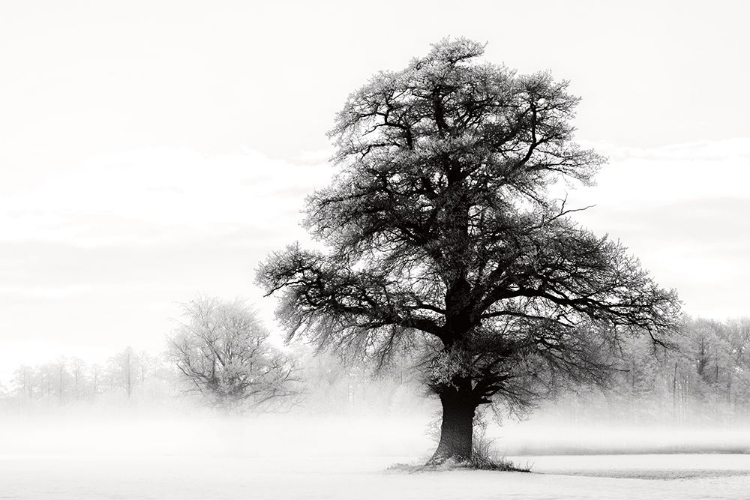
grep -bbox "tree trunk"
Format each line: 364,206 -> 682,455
429,387 -> 477,464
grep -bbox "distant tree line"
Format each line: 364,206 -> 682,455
0,298 -> 429,417
2,347 -> 177,414
2,312 -> 749,423
543,316 -> 750,425
0,349 -> 428,418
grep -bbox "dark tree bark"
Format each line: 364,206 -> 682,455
429,378 -> 478,464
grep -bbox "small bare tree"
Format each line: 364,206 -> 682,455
167,297 -> 298,412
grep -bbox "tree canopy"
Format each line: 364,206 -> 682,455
257,38 -> 680,462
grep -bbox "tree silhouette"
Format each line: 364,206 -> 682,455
257,38 -> 679,463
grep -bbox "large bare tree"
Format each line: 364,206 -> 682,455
257,38 -> 679,463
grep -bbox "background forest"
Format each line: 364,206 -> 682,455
2,315 -> 749,429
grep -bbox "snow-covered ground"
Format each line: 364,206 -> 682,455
2,416 -> 749,499
2,453 -> 750,499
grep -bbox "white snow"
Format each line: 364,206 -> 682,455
2,454 -> 750,499
1,416 -> 749,499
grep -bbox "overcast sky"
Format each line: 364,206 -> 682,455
1,0 -> 749,380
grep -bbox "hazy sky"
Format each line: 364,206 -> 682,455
1,0 -> 749,379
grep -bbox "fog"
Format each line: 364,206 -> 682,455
0,412 -> 432,459
3,397 -> 750,499
4,357 -> 750,500
3,385 -> 750,458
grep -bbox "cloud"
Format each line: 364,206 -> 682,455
566,139 -> 750,208
556,139 -> 750,318
0,147 -> 333,248
1,139 -> 749,377
0,147 -> 335,371
0,284 -> 95,301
